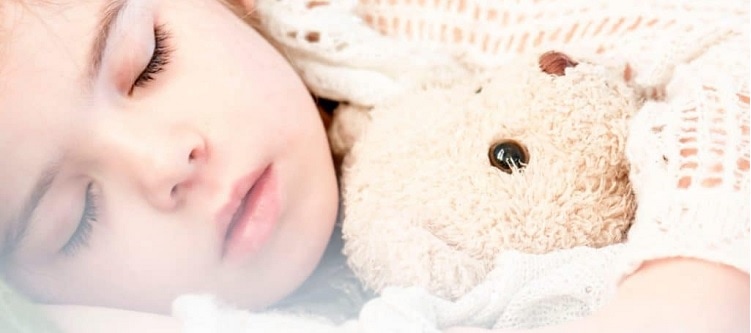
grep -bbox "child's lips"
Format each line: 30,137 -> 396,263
216,165 -> 280,261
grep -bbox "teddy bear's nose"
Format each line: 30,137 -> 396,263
488,140 -> 529,174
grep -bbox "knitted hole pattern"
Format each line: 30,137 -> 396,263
671,86 -> 750,191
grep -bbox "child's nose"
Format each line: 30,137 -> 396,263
141,130 -> 206,210
102,122 -> 207,211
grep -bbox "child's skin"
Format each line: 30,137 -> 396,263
0,1 -> 748,333
0,0 -> 338,315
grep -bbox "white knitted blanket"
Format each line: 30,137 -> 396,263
171,0 -> 749,332
252,0 -> 748,107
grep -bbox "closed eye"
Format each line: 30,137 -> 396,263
130,24 -> 172,93
61,183 -> 98,256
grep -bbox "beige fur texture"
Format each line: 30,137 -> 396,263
338,51 -> 642,300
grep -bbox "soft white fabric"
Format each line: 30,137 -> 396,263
173,294 -> 359,333
254,0 -> 748,106
618,30 -> 750,279
173,245 -> 624,332
362,244 -> 624,331
252,0 -> 467,107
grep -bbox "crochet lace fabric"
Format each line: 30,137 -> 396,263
358,2 -> 740,57
620,30 -> 750,278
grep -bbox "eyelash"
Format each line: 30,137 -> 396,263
62,183 -> 98,256
132,25 -> 172,90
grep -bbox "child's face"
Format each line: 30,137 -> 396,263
0,0 -> 339,313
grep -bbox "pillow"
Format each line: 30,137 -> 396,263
0,280 -> 61,333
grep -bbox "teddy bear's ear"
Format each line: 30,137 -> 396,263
539,51 -> 578,76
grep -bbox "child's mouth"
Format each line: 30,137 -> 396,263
225,187 -> 252,240
220,165 -> 280,261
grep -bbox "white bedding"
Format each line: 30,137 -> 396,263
172,244 -> 625,333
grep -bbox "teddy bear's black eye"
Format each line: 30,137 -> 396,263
488,140 -> 529,174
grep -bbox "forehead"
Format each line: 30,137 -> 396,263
1,0 -> 101,71
0,0 -> 102,147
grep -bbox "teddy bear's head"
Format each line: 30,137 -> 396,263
339,51 -> 641,299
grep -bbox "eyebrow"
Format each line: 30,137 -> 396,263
1,158 -> 63,258
87,0 -> 129,84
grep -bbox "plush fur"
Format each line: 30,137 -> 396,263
336,51 -> 642,299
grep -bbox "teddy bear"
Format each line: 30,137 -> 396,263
336,50 -> 642,300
